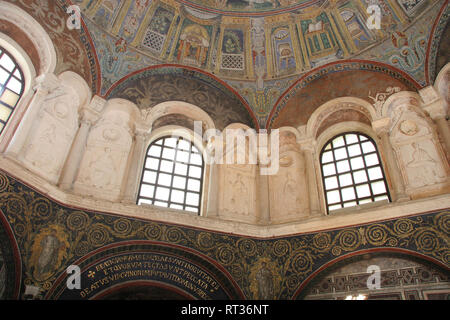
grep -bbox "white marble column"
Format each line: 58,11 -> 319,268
301,140 -> 322,216
5,73 -> 59,158
257,165 -> 271,224
372,118 -> 409,202
420,87 -> 450,156
58,97 -> 105,190
205,137 -> 220,218
121,125 -> 150,204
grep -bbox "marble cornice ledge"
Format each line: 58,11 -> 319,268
1,155 -> 449,239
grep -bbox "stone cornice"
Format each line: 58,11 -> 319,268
1,155 -> 449,239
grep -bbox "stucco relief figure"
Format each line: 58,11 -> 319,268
406,142 -> 445,187
229,173 -> 249,215
24,123 -> 57,173
256,262 -> 274,300
283,172 -> 301,211
87,147 -> 117,189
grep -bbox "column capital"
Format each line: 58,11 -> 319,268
79,95 -> 107,125
372,117 -> 391,136
134,122 -> 151,140
33,73 -> 60,93
298,138 -> 317,152
87,95 -> 107,113
419,86 -> 447,120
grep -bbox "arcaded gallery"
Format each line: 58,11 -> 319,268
0,0 -> 448,301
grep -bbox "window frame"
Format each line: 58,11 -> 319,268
137,135 -> 205,215
319,131 -> 391,214
0,46 -> 25,135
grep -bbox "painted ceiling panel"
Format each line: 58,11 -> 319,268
6,0 -> 448,129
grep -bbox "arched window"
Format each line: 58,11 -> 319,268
137,136 -> 205,215
320,132 -> 391,213
0,46 -> 24,134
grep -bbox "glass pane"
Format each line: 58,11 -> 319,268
329,204 -> 342,211
176,150 -> 190,163
186,192 -> 199,206
321,151 -> 334,163
322,163 -> 336,177
140,184 -> 154,198
368,167 -> 383,180
343,201 -> 357,208
359,199 -> 372,205
145,157 -> 159,170
327,190 -> 341,204
347,144 -> 362,157
6,77 -> 22,94
324,176 -> 338,190
148,145 -> 161,157
332,136 -> 345,148
178,139 -> 191,150
174,163 -> 187,175
138,199 -> 152,206
185,207 -> 198,213
170,190 -> 185,204
356,184 -> 371,198
334,147 -> 348,161
189,166 -> 202,179
187,179 -> 200,192
142,170 -> 157,184
164,137 -> 177,147
1,89 -> 19,106
324,143 -> 332,151
0,105 -> 12,122
155,187 -> 170,201
345,134 -> 359,144
374,195 -> 389,202
371,181 -> 386,195
353,170 -> 368,184
336,160 -> 350,173
339,173 -> 352,187
157,173 -> 172,187
365,154 -> 379,167
359,135 -> 368,141
0,68 -> 8,84
191,144 -> 201,154
160,160 -> 174,173
170,204 -> 183,210
361,141 -> 376,153
13,69 -> 22,80
154,201 -> 168,208
173,176 -> 186,189
0,54 -> 15,72
161,147 -> 175,160
190,153 -> 203,166
350,156 -> 365,170
341,187 -> 356,201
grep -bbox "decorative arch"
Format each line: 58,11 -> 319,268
46,241 -> 245,300
145,101 -> 216,133
267,60 -> 422,129
306,97 -> 377,140
0,1 -> 57,76
104,64 -> 259,130
293,248 -> 450,300
0,203 -> 22,300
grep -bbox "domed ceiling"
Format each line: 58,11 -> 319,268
66,0 -> 448,128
